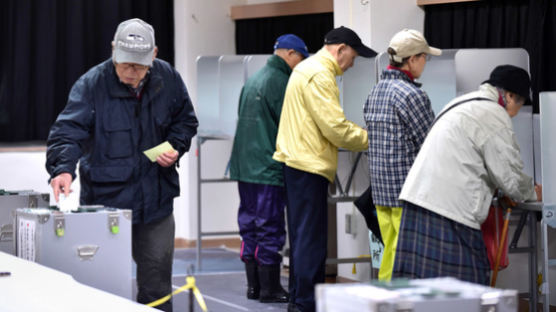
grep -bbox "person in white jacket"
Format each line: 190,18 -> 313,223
393,65 -> 542,285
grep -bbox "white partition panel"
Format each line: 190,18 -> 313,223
540,92 -> 556,203
339,57 -> 376,127
196,56 -> 221,137
533,114 -> 542,183
245,55 -> 271,81
376,52 -> 389,77
419,49 -> 457,114
455,48 -> 529,96
218,55 -> 247,138
512,106 -> 535,179
376,50 -> 458,115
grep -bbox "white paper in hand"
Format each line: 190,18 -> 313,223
58,192 -> 78,212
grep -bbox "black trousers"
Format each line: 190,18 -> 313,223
133,213 -> 175,312
284,166 -> 328,312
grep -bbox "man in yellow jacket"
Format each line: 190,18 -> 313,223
273,26 -> 376,312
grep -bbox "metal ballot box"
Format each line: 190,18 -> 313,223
316,277 -> 518,312
0,190 -> 49,254
14,206 -> 132,299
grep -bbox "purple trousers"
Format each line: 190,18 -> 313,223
237,181 -> 286,266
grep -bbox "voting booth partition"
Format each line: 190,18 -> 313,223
539,92 -> 556,312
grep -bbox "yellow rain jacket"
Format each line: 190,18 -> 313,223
273,48 -> 368,182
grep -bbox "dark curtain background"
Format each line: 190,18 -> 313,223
424,0 -> 556,113
0,0 -> 174,142
235,13 -> 333,55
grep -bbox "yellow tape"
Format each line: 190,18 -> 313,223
146,276 -> 208,311
352,255 -> 371,274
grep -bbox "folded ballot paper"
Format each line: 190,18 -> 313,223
143,141 -> 176,162
58,192 -> 79,212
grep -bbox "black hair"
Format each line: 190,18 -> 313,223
387,48 -> 427,67
387,47 -> 410,67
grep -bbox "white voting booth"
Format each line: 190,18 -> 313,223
455,49 -> 537,180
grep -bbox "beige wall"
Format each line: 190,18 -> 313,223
334,0 -> 424,53
173,0 -> 244,239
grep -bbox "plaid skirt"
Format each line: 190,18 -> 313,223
392,201 -> 490,285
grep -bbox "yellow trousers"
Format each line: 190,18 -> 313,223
376,205 -> 403,281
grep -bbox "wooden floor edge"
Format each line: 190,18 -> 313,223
175,237 -> 241,249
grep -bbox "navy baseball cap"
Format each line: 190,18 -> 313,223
324,26 -> 377,58
273,34 -> 309,58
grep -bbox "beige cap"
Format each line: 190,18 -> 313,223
388,29 -> 441,62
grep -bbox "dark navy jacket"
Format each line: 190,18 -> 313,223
46,58 -> 198,224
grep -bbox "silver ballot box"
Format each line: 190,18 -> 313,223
14,206 -> 132,299
316,277 -> 518,312
0,190 -> 49,254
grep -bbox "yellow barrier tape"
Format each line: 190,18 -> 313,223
352,255 -> 372,274
146,276 -> 208,311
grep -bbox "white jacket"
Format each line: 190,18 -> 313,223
399,84 -> 536,230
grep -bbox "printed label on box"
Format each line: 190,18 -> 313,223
18,218 -> 35,261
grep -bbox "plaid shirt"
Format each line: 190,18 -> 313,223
364,69 -> 434,207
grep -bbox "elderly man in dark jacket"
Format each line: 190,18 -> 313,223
46,18 -> 198,312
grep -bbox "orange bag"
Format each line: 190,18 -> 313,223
481,205 -> 509,270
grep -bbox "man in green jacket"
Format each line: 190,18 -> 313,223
229,34 -> 308,303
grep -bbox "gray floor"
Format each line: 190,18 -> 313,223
171,272 -> 289,311
133,248 -> 289,312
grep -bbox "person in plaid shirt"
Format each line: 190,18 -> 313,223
363,29 -> 440,280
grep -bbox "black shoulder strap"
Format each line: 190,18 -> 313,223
430,97 -> 492,129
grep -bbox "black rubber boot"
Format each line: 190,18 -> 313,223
245,261 -> 260,299
258,265 -> 289,303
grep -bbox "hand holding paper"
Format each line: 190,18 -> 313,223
143,141 -> 178,167
157,149 -> 179,167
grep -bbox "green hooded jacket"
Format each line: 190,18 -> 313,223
229,55 -> 292,186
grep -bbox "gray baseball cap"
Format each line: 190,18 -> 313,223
112,18 -> 156,66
